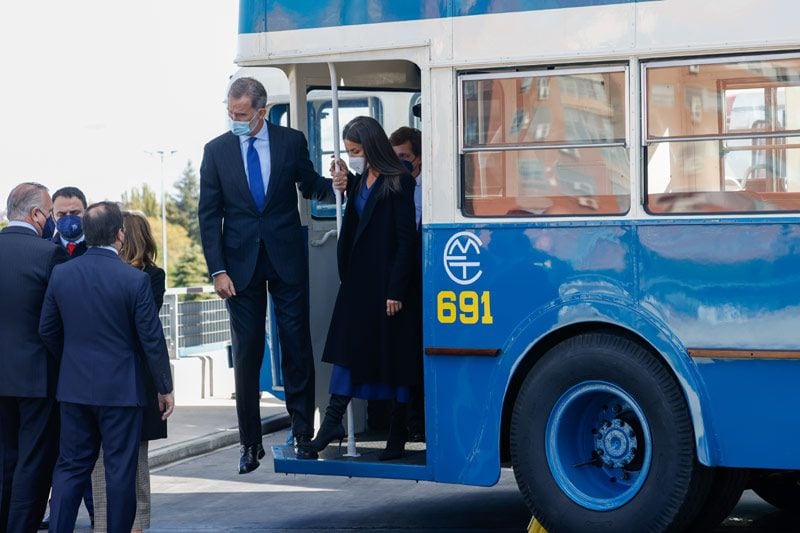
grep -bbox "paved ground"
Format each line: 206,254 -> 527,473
152,398 -> 286,451
68,428 -> 800,533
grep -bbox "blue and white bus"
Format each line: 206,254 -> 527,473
237,1 -> 800,530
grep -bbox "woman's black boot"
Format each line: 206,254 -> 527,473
310,394 -> 350,453
380,402 -> 408,461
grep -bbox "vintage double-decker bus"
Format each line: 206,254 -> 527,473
235,1 -> 800,530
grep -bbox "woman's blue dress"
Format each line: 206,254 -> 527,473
328,177 -> 411,403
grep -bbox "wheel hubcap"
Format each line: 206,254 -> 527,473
545,381 -> 653,511
596,418 -> 637,468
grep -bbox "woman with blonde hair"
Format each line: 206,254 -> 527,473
91,210 -> 166,532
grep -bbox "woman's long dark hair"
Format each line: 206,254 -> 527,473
343,116 -> 408,195
119,211 -> 157,269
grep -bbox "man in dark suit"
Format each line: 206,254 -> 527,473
390,127 -> 425,442
0,183 -> 67,533
39,202 -> 174,533
51,186 -> 88,259
199,77 -> 346,470
40,185 -> 92,531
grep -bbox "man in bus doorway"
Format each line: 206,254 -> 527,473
389,127 -> 425,442
199,77 -> 347,471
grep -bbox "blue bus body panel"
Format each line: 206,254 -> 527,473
638,221 -> 800,350
693,359 -> 800,469
424,219 -> 800,485
239,0 -> 653,33
426,222 -> 645,486
638,220 -> 800,468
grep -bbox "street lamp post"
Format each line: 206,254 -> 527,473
147,149 -> 176,286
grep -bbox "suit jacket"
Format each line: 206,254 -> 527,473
199,122 -> 333,289
0,226 -> 68,397
39,248 -> 173,407
52,236 -> 88,259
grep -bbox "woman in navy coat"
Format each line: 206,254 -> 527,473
312,116 -> 420,460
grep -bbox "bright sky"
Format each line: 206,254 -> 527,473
0,0 -> 238,211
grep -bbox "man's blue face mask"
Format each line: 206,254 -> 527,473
229,111 -> 260,136
56,215 -> 83,241
39,212 -> 55,240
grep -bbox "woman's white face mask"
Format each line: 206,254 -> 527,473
348,156 -> 366,175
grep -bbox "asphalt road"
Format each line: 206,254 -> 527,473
70,429 -> 800,532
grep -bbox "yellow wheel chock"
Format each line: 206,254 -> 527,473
527,517 -> 548,533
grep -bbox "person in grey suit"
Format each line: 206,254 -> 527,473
0,183 -> 67,533
199,77 -> 347,470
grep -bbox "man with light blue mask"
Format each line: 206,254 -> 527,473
200,76 -> 348,472
51,187 -> 88,259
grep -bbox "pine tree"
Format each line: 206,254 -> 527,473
168,160 -> 200,245
172,244 -> 208,290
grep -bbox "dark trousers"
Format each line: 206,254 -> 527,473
49,403 -> 142,533
0,397 -> 58,533
227,245 -> 315,445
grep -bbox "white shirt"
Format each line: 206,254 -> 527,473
414,172 -> 422,229
8,220 -> 38,234
239,119 -> 271,195
94,245 -> 119,255
60,234 -> 85,247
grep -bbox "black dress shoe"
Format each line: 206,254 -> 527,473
295,435 -> 318,460
256,442 -> 265,460
379,431 -> 407,461
239,444 -> 261,474
380,404 -> 408,461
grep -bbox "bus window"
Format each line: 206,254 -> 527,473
268,103 -> 289,127
319,99 -> 375,168
460,68 -> 630,217
644,55 -> 800,214
409,92 -> 422,129
307,89 -> 420,218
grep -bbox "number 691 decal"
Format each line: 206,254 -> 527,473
437,290 -> 493,325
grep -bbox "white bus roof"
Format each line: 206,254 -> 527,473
236,0 -> 800,68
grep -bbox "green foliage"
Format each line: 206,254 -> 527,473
172,244 -> 208,289
0,220 -> 7,230
121,184 -> 160,217
121,161 -> 208,288
167,161 -> 200,245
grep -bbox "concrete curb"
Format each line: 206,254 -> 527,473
148,413 -> 291,469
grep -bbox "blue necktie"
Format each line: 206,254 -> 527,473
247,137 -> 266,211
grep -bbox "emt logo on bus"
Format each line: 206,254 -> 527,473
443,231 -> 483,285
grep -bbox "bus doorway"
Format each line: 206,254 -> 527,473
245,60 -> 430,479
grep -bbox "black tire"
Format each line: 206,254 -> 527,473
510,333 -> 712,533
752,472 -> 800,512
686,467 -> 749,531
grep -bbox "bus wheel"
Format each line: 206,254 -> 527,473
752,472 -> 800,512
510,333 -> 710,532
686,467 -> 749,531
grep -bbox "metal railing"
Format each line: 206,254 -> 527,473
158,286 -> 231,358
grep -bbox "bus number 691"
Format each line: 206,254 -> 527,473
436,290 -> 493,325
